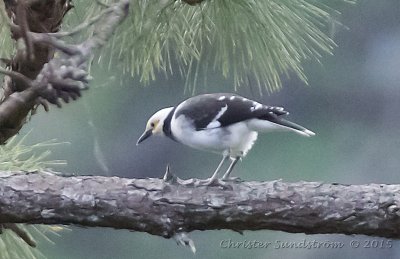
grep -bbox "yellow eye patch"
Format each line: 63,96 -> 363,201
149,120 -> 159,129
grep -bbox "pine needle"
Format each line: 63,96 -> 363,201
0,134 -> 68,259
63,0 -> 352,92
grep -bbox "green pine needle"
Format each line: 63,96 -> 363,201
1,0 -> 353,92
0,134 -> 67,259
0,135 -> 66,172
68,0 -> 352,92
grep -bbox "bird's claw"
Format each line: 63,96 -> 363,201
196,177 -> 218,186
195,177 -> 233,190
221,176 -> 243,183
178,178 -> 196,186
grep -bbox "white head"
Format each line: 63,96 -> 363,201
136,107 -> 174,145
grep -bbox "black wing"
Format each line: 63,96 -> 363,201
175,93 -> 288,130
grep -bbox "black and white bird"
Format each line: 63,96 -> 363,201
137,93 -> 315,184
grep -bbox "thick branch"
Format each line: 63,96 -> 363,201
0,172 -> 399,239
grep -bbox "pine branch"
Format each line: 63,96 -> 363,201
0,171 -> 399,244
0,0 -> 129,144
74,0 -> 352,92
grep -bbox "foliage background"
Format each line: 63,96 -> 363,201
3,0 -> 400,258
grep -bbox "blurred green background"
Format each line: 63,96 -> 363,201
17,0 -> 400,258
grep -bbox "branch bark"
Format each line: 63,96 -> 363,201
1,171 -> 399,240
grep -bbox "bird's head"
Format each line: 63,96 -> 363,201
136,107 -> 174,145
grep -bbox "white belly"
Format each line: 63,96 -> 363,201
171,116 -> 258,157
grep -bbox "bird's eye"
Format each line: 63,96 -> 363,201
150,122 -> 155,127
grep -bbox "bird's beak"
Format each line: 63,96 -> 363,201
136,129 -> 153,145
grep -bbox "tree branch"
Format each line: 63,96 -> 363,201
1,172 -> 399,240
0,0 -> 129,144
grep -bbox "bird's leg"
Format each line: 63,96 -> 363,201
221,156 -> 240,180
208,154 -> 229,181
197,154 -> 229,186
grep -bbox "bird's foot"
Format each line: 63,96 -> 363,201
163,164 -> 178,183
221,176 -> 243,183
197,177 -> 219,185
195,177 -> 233,190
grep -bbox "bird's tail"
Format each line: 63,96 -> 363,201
248,118 -> 315,137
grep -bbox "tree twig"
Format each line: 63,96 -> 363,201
0,67 -> 33,87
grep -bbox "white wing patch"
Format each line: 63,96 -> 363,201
250,101 -> 263,112
214,105 -> 228,120
218,96 -> 226,101
206,121 -> 221,129
206,105 -> 227,129
255,103 -> 263,110
230,96 -> 236,101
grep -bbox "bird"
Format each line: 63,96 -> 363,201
137,93 -> 315,184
